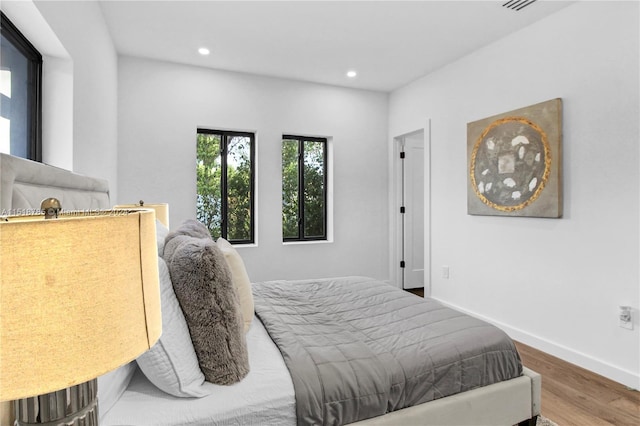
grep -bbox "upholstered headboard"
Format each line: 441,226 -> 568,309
0,153 -> 110,212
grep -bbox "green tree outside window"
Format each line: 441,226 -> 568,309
197,129 -> 254,243
282,135 -> 327,241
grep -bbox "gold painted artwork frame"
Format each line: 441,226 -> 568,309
467,98 -> 562,218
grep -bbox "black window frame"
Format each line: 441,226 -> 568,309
197,128 -> 255,245
1,11 -> 43,162
282,134 -> 328,242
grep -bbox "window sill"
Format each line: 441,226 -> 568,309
283,239 -> 332,246
231,243 -> 258,249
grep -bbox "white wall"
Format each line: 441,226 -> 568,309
389,1 -> 639,388
118,57 -> 389,283
41,55 -> 73,169
34,0 -> 119,200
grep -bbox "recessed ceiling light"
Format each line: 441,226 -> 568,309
198,47 -> 210,56
346,70 -> 357,78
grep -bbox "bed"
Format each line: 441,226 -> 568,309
0,153 -> 541,426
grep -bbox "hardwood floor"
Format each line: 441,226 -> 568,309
516,341 -> 639,426
404,288 -> 640,425
406,288 -> 424,297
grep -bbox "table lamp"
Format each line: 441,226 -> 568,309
0,200 -> 162,425
114,201 -> 169,229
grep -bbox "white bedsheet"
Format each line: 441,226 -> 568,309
101,316 -> 296,426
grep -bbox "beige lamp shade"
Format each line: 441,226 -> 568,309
0,209 -> 162,401
114,202 -> 169,228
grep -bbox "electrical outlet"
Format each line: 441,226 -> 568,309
619,306 -> 633,330
442,265 -> 450,279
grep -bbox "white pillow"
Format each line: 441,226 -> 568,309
136,257 -> 212,397
216,237 -> 254,333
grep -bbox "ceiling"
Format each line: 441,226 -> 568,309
99,1 -> 574,92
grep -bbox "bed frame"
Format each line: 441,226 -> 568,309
0,153 -> 541,426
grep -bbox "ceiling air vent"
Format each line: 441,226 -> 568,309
502,0 -> 537,11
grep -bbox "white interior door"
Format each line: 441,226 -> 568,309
401,132 -> 424,289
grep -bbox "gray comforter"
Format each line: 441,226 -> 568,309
253,276 -> 522,426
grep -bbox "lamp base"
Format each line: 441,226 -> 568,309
15,379 -> 97,426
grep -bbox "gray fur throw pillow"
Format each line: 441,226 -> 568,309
163,223 -> 249,385
166,218 -> 212,240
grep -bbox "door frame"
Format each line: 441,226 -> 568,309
389,120 -> 431,295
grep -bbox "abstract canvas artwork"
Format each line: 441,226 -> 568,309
467,98 -> 563,218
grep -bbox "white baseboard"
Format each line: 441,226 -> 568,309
431,297 -> 640,390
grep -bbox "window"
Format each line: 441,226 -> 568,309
282,135 -> 327,241
0,12 -> 42,161
196,129 -> 255,244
